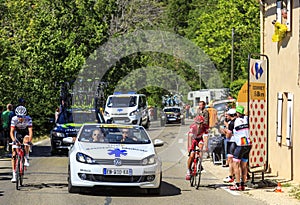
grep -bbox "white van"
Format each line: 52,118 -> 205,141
104,92 -> 150,129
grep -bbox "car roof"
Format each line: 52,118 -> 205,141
212,99 -> 235,105
163,106 -> 181,109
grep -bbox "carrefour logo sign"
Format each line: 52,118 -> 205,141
251,61 -> 264,80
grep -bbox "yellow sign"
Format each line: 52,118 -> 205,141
237,81 -> 248,103
250,83 -> 266,100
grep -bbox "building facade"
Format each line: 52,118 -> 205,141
259,0 -> 300,182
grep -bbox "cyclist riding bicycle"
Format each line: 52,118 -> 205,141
186,115 -> 207,180
10,106 -> 33,182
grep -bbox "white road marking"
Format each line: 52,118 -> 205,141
180,149 -> 186,156
178,138 -> 183,143
221,187 -> 241,196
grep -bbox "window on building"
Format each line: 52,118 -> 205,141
276,0 -> 291,31
276,92 -> 293,147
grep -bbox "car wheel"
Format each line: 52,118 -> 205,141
68,166 -> 81,193
144,118 -> 150,129
50,148 -> 57,156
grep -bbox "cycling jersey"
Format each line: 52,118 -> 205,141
188,123 -> 207,153
10,115 -> 32,137
232,117 -> 251,146
188,123 -> 207,139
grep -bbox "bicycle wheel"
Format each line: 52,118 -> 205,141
19,155 -> 24,187
16,155 -> 20,190
195,157 -> 202,189
189,160 -> 197,187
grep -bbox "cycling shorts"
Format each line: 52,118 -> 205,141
15,130 -> 29,144
189,137 -> 204,154
227,141 -> 236,158
233,145 -> 252,162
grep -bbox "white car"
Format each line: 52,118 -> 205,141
65,123 -> 164,195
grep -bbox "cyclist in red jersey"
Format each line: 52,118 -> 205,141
186,116 -> 207,180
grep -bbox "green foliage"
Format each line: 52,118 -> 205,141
0,0 -> 260,137
0,0 -> 112,136
185,0 -> 260,86
229,78 -> 247,99
289,184 -> 300,200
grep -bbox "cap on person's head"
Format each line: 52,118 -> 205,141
236,105 -> 244,114
18,98 -> 26,104
227,108 -> 236,115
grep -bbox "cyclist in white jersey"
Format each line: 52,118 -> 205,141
229,105 -> 252,191
10,106 -> 33,182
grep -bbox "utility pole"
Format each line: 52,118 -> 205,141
231,27 -> 235,82
196,64 -> 202,90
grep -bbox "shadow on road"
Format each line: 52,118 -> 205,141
30,146 -> 68,157
78,181 -> 181,197
15,183 -> 68,191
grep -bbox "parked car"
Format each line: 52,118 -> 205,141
50,108 -> 97,155
212,99 -> 236,126
162,106 -> 184,125
65,123 -> 164,195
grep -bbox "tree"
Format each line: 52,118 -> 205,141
185,0 -> 260,90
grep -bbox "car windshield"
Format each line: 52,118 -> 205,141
213,103 -> 228,112
164,108 -> 180,113
78,125 -> 151,144
56,108 -> 96,124
107,96 -> 137,108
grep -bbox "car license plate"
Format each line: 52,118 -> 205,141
114,120 -> 125,124
103,168 -> 132,176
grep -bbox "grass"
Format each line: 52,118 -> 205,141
32,135 -> 49,143
289,184 -> 300,200
282,182 -> 292,187
0,135 -> 49,157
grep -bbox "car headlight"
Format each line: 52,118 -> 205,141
129,110 -> 138,116
52,132 -> 65,138
76,152 -> 96,164
141,154 -> 157,165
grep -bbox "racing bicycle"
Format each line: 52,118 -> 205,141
189,145 -> 203,189
11,141 -> 28,190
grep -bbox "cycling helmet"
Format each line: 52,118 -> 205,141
15,106 -> 27,117
194,115 -> 204,124
227,108 -> 236,116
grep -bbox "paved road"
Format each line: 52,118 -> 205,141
0,120 -> 268,205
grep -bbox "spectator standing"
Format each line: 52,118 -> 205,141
220,112 -> 230,167
196,101 -> 209,127
149,106 -> 154,121
55,106 -> 60,123
0,105 -> 4,150
1,104 -> 13,151
229,105 -> 252,191
222,108 -> 237,183
185,104 -> 190,119
207,102 -> 218,131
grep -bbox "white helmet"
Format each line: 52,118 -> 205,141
15,106 -> 27,116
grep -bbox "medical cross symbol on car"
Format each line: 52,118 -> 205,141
108,148 -> 127,157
